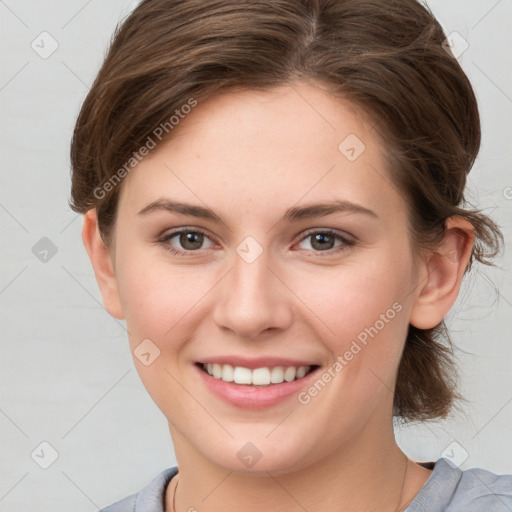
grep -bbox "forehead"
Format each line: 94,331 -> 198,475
119,82 -> 405,221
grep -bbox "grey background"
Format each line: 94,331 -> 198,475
0,1 -> 511,511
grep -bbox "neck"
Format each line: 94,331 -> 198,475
166,417 -> 430,512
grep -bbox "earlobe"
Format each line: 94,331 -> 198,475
410,217 -> 475,330
81,210 -> 125,319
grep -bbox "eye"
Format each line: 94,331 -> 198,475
159,228 -> 214,255
296,230 -> 354,253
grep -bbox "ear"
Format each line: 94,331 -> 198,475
81,209 -> 125,319
410,217 -> 475,330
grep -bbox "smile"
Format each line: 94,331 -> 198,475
194,357 -> 322,408
199,362 -> 315,386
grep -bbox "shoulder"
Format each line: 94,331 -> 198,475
98,467 -> 178,512
454,463 -> 512,510
407,458 -> 512,512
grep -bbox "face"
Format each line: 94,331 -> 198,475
107,82 -> 422,474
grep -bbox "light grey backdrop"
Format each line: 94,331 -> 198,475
0,1 -> 511,511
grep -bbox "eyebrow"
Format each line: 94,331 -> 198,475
283,200 -> 377,222
137,198 -> 378,223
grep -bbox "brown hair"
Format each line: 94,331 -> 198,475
70,0 -> 502,421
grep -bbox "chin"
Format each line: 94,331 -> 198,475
199,433 -> 318,477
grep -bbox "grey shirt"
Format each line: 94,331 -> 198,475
99,458 -> 512,511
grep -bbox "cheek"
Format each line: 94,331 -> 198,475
113,249 -> 213,413
286,257 -> 412,391
115,247 -> 218,348
291,257 -> 410,335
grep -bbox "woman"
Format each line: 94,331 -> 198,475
70,0 -> 511,510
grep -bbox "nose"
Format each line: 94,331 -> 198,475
212,250 -> 294,339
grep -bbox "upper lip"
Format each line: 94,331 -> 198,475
197,356 -> 319,369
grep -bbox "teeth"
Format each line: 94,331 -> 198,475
270,366 -> 284,383
296,366 -> 307,379
221,364 -> 234,382
252,368 -> 270,386
284,367 -> 296,382
212,363 -> 222,379
202,363 -> 311,386
233,366 -> 252,384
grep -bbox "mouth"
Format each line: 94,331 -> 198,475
195,362 -> 319,386
193,356 -> 322,408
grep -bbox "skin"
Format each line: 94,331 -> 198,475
83,81 -> 474,511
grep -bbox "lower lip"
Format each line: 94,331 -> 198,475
194,364 -> 320,409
